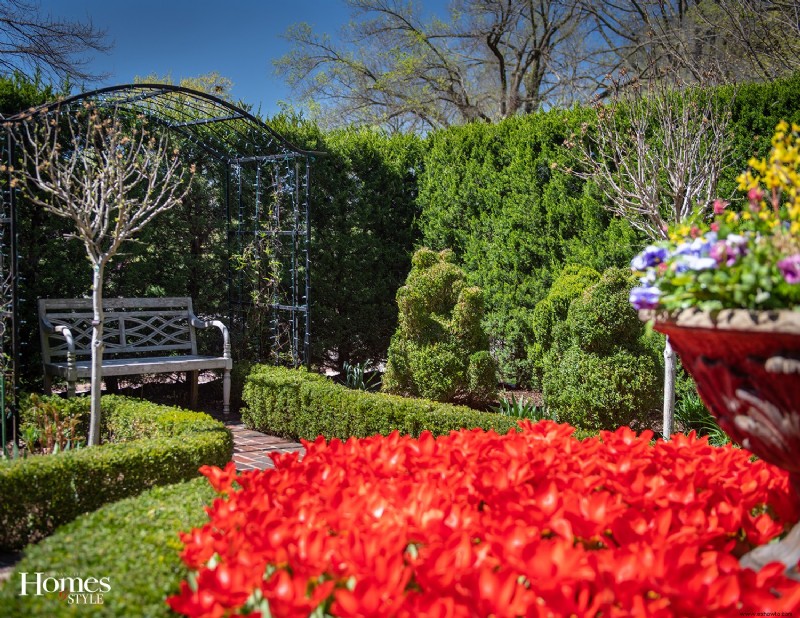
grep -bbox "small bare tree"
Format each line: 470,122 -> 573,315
569,76 -> 734,437
8,104 -> 193,445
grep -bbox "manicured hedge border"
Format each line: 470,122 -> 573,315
241,365 -> 520,439
0,396 -> 232,550
0,477 -> 214,617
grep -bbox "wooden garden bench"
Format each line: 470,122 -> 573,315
38,297 -> 232,414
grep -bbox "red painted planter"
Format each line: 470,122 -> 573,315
644,308 -> 800,576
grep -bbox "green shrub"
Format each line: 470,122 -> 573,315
0,396 -> 232,550
18,394 -> 91,454
242,365 -> 517,440
542,346 -> 660,431
467,351 -> 497,404
564,267 -> 643,354
539,267 -> 661,431
383,248 -> 496,405
529,265 -> 601,387
530,265 -> 602,350
0,477 -> 214,617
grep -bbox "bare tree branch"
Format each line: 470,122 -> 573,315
581,0 -> 800,94
568,79 -> 734,239
0,0 -> 111,83
275,0 -> 591,130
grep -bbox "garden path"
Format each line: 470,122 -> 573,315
216,413 -> 304,471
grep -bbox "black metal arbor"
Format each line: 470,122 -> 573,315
0,84 -> 317,409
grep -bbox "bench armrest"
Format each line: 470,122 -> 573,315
40,316 -> 77,356
191,317 -> 231,359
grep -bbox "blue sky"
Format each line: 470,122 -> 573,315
36,0 -> 448,118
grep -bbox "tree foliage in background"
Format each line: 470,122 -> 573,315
383,248 -> 496,405
0,71 -> 65,116
582,0 -> 800,90
276,0 -> 592,131
0,0 -> 110,84
278,0 -> 800,131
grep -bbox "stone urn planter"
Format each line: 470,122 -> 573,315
642,308 -> 800,578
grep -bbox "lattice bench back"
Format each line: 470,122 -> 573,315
38,297 -> 200,363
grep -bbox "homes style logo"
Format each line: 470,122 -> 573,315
19,572 -> 111,605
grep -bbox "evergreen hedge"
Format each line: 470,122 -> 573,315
241,365 -> 518,440
417,74 -> 800,384
0,477 -> 214,617
7,73 -> 800,383
0,396 -> 232,550
417,108 -> 642,383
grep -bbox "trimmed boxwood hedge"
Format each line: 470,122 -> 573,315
0,477 -> 214,617
0,396 -> 232,550
242,365 -> 519,439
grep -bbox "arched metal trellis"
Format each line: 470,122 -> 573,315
0,84 -> 320,428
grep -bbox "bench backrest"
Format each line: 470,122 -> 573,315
38,297 -> 198,363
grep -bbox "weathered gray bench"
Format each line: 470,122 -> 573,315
38,297 -> 232,414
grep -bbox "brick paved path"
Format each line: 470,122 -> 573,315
222,417 -> 304,471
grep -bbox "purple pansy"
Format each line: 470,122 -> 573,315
629,285 -> 662,310
711,235 -> 748,267
675,255 -> 718,273
631,246 -> 669,271
673,233 -> 717,259
778,254 -> 800,284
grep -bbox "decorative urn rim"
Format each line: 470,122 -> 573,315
639,308 -> 800,335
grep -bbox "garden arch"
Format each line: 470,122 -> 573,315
0,84 -> 318,416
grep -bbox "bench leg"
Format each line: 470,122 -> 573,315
105,376 -> 119,394
43,374 -> 52,395
223,368 -> 231,416
188,371 -> 199,410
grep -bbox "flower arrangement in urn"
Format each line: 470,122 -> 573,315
630,120 -> 800,312
629,122 -> 800,578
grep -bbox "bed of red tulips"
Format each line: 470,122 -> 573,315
168,421 -> 800,617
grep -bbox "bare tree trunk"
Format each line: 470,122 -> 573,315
663,336 -> 676,439
89,262 -> 105,446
